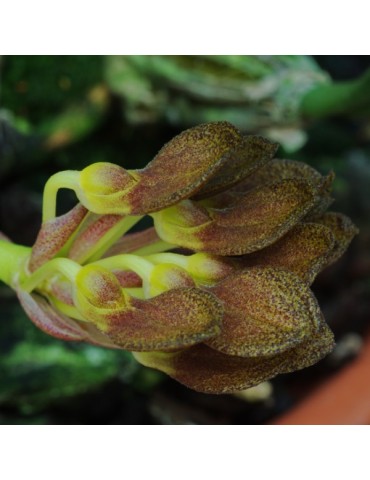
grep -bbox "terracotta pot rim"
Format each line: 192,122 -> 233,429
270,331 -> 370,425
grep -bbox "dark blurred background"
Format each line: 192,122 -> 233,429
0,55 -> 369,424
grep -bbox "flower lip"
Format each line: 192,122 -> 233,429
75,265 -> 126,310
80,162 -> 139,196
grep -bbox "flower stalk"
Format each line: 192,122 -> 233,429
0,240 -> 31,287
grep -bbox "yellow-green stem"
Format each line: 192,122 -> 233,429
0,240 -> 31,287
145,252 -> 189,269
92,254 -> 155,283
124,287 -> 145,299
21,258 -> 81,293
42,170 -> 80,222
85,215 -> 143,263
132,239 -> 176,256
48,295 -> 88,322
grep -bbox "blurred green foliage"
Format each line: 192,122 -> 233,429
0,291 -> 133,419
1,55 -> 104,125
105,55 -> 330,151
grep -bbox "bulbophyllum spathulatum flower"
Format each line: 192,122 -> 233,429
0,122 -> 358,394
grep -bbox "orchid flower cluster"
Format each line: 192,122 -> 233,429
0,122 -> 358,394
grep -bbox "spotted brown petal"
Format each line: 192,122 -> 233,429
207,158 -> 334,214
238,223 -> 335,284
68,212 -> 123,262
310,211 -> 359,267
131,121 -> 243,213
17,288 -> 120,349
305,171 -> 335,218
205,267 -> 322,357
112,270 -> 142,288
74,266 -> 223,351
243,158 -> 334,217
79,122 -> 246,215
104,227 -> 161,257
133,322 -> 334,394
277,320 -> 334,374
17,289 -> 89,341
192,135 -> 278,199
235,158 -> 332,192
49,277 -> 74,305
105,288 -> 222,351
154,179 -> 318,255
29,203 -> 87,272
